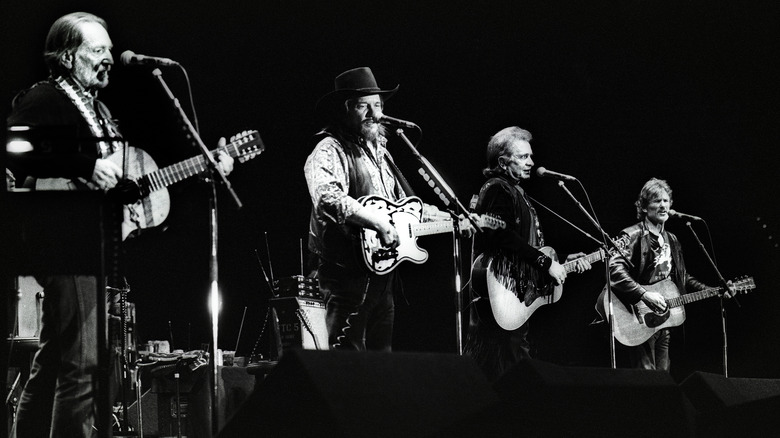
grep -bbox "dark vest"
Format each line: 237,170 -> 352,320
307,129 -> 409,269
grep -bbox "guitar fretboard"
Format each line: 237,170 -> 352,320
412,221 -> 455,237
667,288 -> 720,308
561,235 -> 630,274
411,215 -> 506,237
562,249 -> 605,273
137,131 -> 261,194
141,152 -> 215,193
667,278 -> 754,308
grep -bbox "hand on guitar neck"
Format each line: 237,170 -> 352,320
548,251 -> 593,285
101,137 -> 235,205
213,136 -> 235,176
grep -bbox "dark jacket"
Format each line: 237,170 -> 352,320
609,221 -> 707,305
7,80 -> 104,182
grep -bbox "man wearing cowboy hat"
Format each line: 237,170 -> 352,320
304,67 -> 472,351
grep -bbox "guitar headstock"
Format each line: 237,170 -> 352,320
607,234 -> 632,257
478,213 -> 506,230
226,130 -> 265,163
730,276 -> 756,294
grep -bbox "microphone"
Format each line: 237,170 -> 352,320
668,209 -> 702,221
120,50 -> 179,67
373,114 -> 419,129
535,167 -> 577,181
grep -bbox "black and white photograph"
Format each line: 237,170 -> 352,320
2,1 -> 779,436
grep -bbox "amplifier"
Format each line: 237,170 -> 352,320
8,276 -> 44,339
272,275 -> 321,299
270,297 -> 328,351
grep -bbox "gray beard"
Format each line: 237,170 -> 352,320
359,123 -> 386,143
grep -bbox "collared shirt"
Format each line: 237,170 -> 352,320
304,134 -> 444,225
305,134 -> 399,225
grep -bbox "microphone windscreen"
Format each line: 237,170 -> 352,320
119,50 -> 135,66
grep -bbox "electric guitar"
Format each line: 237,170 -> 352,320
358,195 -> 506,275
472,235 -> 630,331
596,276 -> 755,346
35,130 -> 264,240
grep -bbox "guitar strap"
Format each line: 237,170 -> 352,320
384,153 -> 416,199
53,76 -> 123,158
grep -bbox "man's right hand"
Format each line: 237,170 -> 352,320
641,290 -> 668,313
91,158 -> 123,190
375,218 -> 400,249
547,261 -> 567,286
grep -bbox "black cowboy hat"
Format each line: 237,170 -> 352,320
315,67 -> 399,119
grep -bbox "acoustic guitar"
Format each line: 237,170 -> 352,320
35,130 -> 264,240
596,276 -> 755,346
472,234 -> 629,330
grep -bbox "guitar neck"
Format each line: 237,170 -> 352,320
134,130 -> 262,195
667,286 -> 722,308
411,215 -> 506,237
142,150 -> 217,193
563,249 -> 605,273
412,221 -> 454,237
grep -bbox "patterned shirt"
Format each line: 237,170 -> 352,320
644,232 -> 673,284
304,135 -> 443,225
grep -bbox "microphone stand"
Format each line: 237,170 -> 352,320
392,129 -> 479,354
151,68 -> 242,435
684,221 -> 736,377
555,180 -> 633,369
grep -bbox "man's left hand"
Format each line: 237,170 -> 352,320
456,213 -> 481,238
723,280 -> 735,299
564,252 -> 592,273
216,137 -> 235,176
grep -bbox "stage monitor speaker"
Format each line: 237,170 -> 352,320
492,359 -> 694,438
217,349 -> 498,438
680,371 -> 780,437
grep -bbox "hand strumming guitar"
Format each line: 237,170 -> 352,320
641,289 -> 668,313
349,204 -> 400,249
91,158 -> 123,190
548,260 -> 567,285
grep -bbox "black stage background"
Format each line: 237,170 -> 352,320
2,0 -> 779,383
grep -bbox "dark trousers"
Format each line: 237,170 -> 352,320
317,262 -> 396,351
629,328 -> 671,371
464,297 -> 531,383
12,275 -> 99,438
